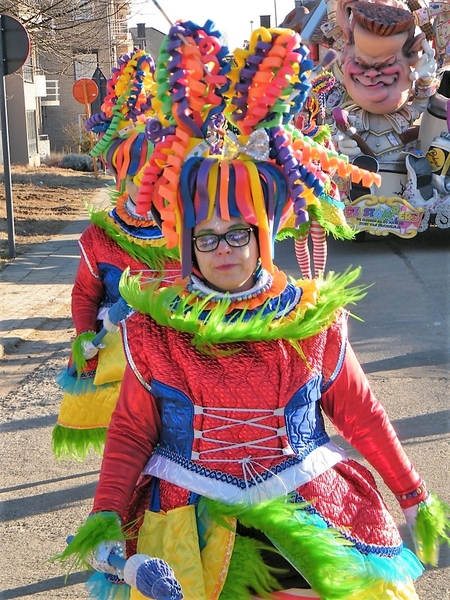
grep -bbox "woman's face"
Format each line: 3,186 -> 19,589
193,213 -> 259,293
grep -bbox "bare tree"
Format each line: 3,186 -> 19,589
0,0 -> 131,74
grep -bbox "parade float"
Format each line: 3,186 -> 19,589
282,0 -> 450,239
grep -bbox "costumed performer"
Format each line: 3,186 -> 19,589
285,73 -> 355,279
56,19 -> 450,600
53,50 -> 181,461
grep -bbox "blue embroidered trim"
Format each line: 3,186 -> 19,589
291,491 -> 403,557
109,208 -> 164,240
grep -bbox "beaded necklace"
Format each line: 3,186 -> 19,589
187,269 -> 273,303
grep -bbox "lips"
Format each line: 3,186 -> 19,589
351,75 -> 398,102
215,263 -> 238,271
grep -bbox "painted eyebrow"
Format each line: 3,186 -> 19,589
354,56 -> 396,70
194,225 -> 247,235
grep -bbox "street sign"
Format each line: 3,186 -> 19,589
0,14 -> 31,259
72,78 -> 98,104
72,78 -> 99,178
1,14 -> 30,75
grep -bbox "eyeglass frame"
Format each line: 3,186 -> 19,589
192,227 -> 254,253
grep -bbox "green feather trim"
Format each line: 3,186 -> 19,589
52,423 -> 106,461
72,331 -> 97,375
89,208 -> 180,271
278,204 -> 355,242
119,267 -> 367,355
414,494 -> 450,566
52,511 -> 125,572
311,124 -> 332,145
204,496 -> 375,599
219,535 -> 283,600
309,204 -> 355,241
276,221 -> 309,241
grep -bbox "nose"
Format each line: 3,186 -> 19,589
364,67 -> 380,79
217,238 -> 231,253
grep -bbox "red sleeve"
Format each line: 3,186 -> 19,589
92,365 -> 161,518
71,253 -> 105,334
321,341 -> 425,503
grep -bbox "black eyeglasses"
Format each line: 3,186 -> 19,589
192,228 -> 253,252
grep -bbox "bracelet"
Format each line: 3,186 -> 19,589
414,80 -> 438,99
396,482 -> 427,502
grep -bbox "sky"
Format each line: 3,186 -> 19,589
128,0 -> 298,51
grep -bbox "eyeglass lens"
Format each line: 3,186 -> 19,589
194,228 -> 251,252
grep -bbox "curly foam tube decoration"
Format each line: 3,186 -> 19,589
270,125 -> 324,226
136,20 -> 231,231
86,50 -> 156,161
288,127 -> 382,189
151,20 -> 230,138
225,27 -> 313,135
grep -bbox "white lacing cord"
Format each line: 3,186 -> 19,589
193,405 -> 289,463
128,269 -> 180,284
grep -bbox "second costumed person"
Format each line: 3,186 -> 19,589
53,50 -> 181,461
57,19 -> 450,600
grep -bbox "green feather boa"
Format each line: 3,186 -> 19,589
219,535 -> 284,600
119,267 -> 367,355
204,496 -> 375,600
52,423 -> 107,461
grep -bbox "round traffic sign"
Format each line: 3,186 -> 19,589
0,14 -> 30,75
72,78 -> 99,104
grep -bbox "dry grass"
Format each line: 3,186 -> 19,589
0,165 -> 114,266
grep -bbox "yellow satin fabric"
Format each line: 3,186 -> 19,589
93,331 -> 127,386
58,381 -> 121,428
130,506 -> 235,600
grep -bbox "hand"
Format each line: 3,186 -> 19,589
410,39 -> 437,83
333,131 -> 361,158
402,504 -> 419,528
88,539 -> 126,578
81,340 -> 105,359
103,312 -> 119,333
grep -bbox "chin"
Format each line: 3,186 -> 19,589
349,87 -> 410,115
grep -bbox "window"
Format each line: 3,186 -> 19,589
74,52 -> 98,80
72,0 -> 93,20
23,56 -> 33,83
26,110 -> 38,155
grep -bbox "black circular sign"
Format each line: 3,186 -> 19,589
0,14 -> 30,75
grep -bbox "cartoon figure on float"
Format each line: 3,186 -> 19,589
321,0 -> 449,237
53,50 -> 181,461
55,18 -> 449,600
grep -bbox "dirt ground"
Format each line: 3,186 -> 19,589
0,165 -> 114,267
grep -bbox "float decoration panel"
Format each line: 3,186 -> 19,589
344,195 -> 424,238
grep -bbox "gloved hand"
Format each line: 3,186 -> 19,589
88,539 -> 126,578
81,340 -> 105,359
103,311 -> 119,333
333,131 -> 362,158
402,504 -> 419,528
410,39 -> 437,83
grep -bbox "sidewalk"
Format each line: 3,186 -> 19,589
0,187 -> 110,398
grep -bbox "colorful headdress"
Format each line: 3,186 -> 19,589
135,20 -> 380,277
85,50 -> 156,191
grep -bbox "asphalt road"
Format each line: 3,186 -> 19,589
1,227 -> 449,599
